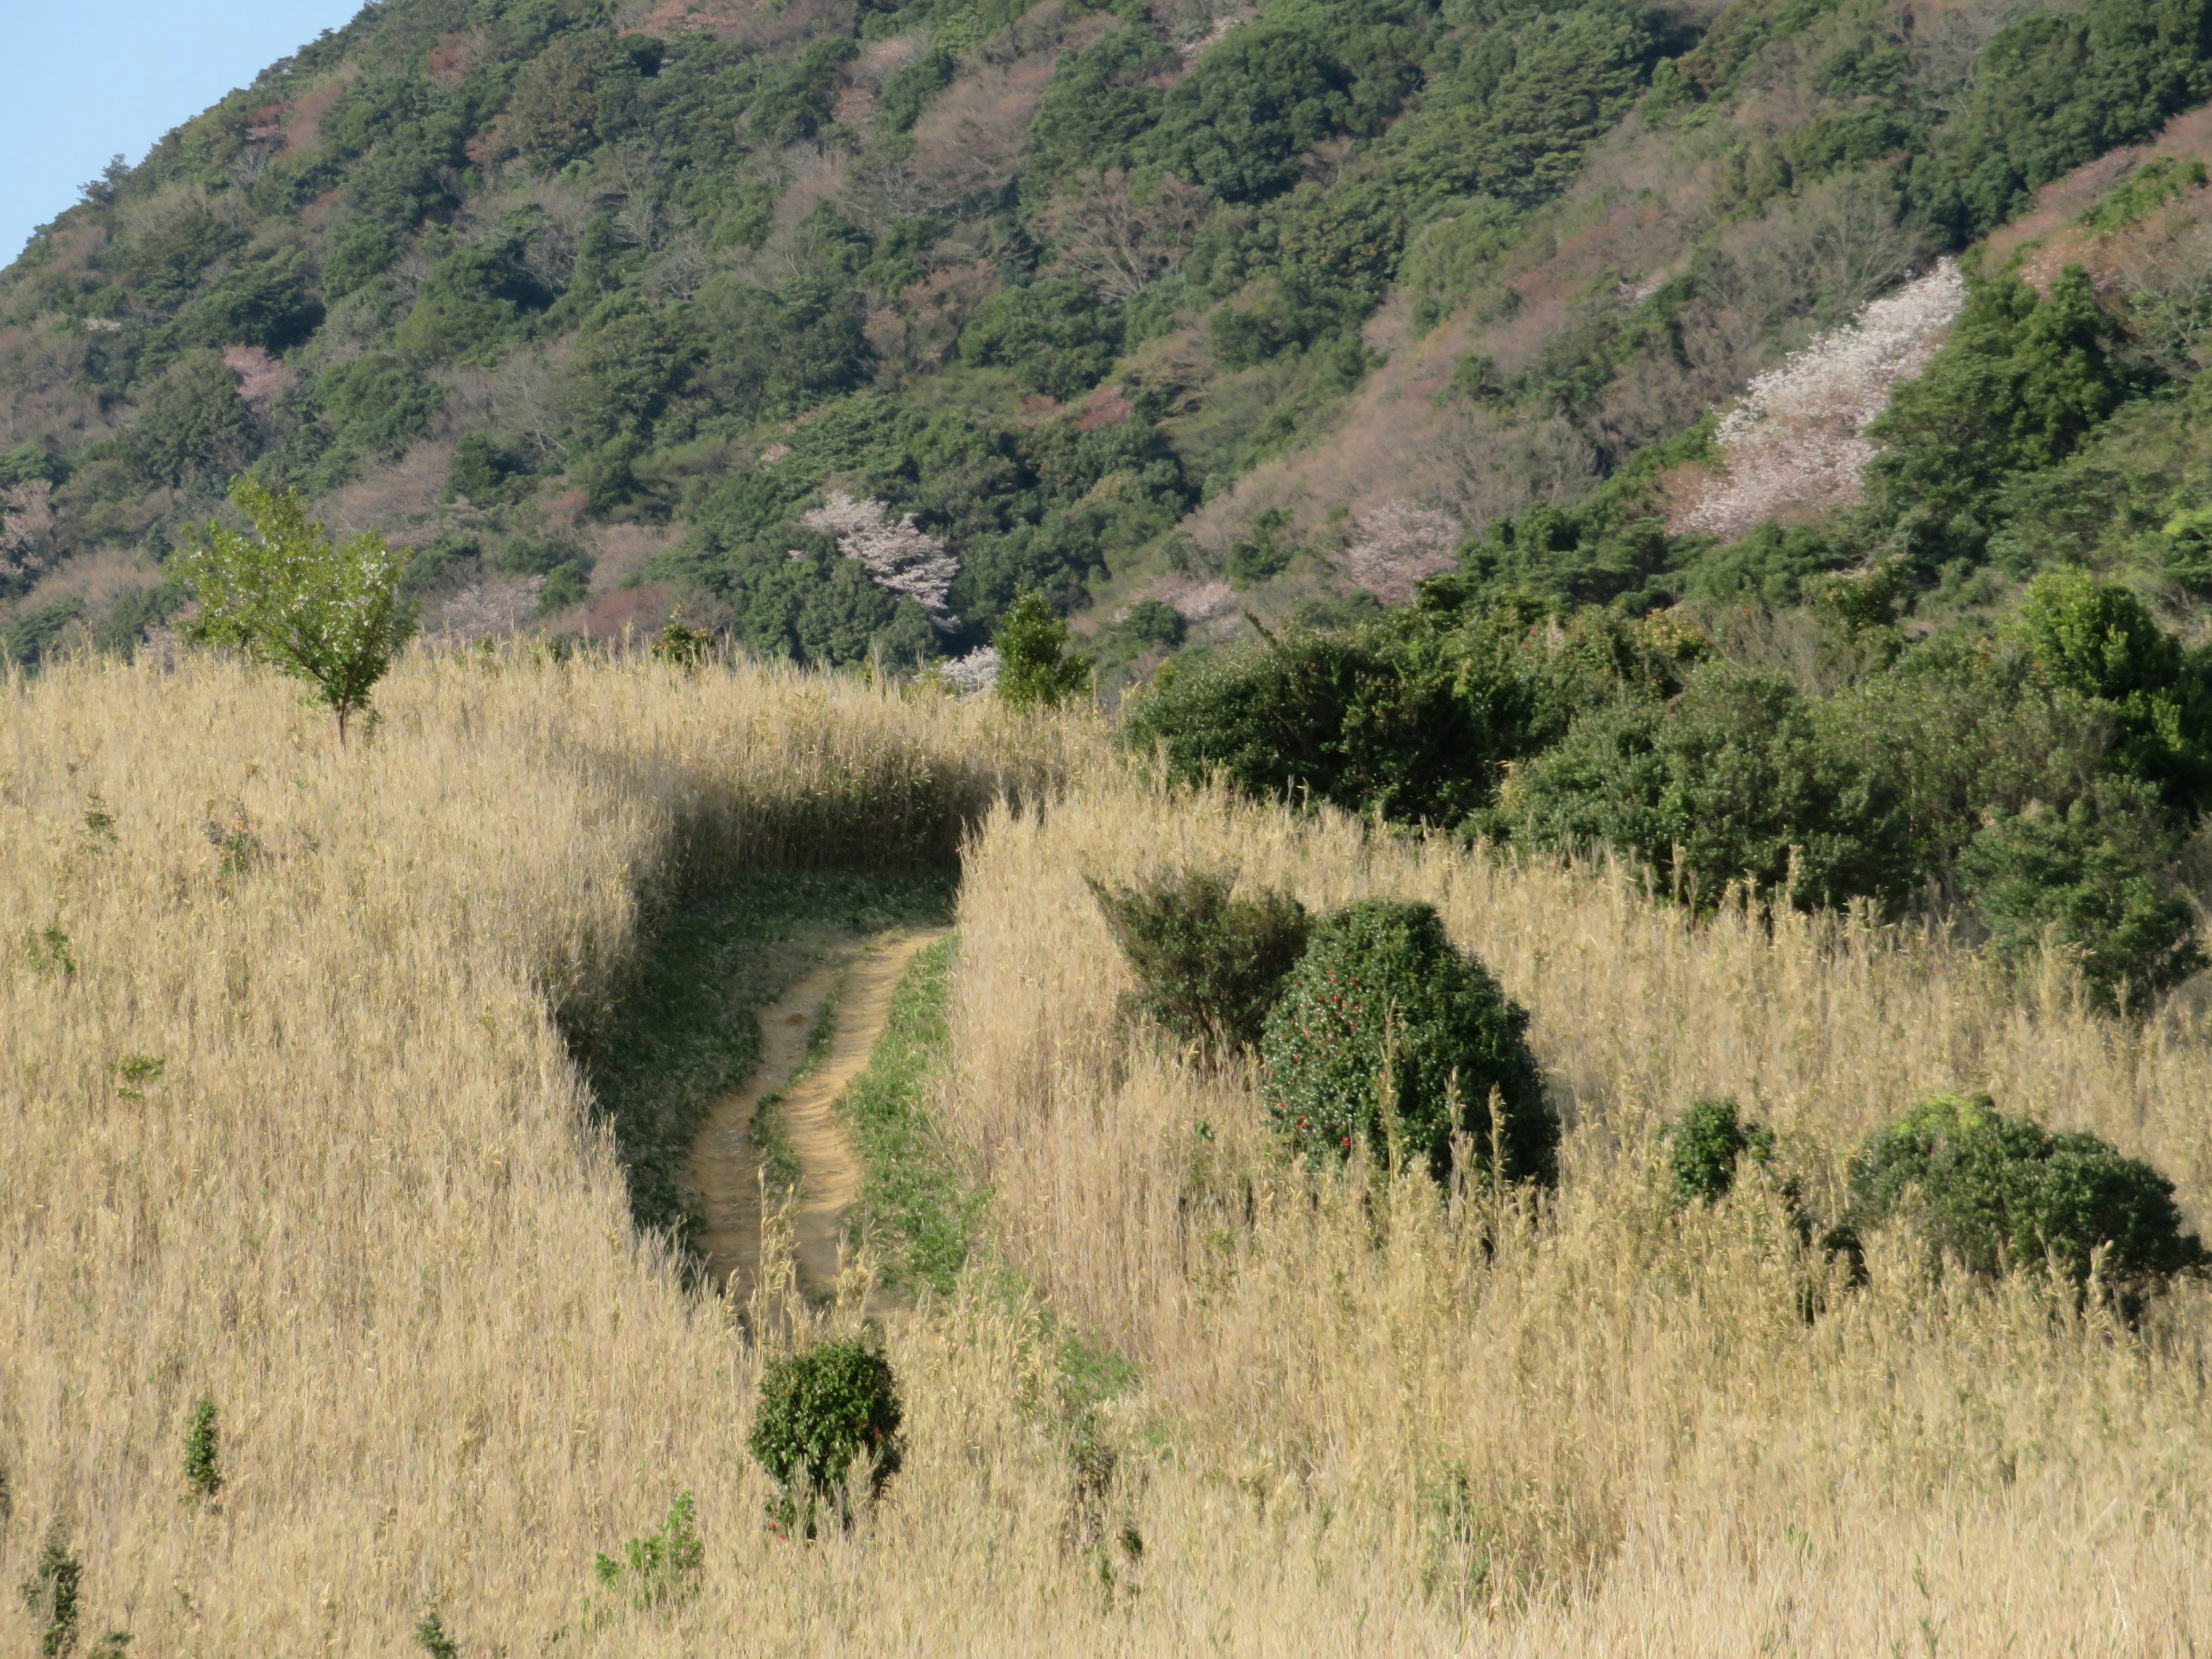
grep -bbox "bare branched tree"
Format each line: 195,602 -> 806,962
1043,173 -> 1211,302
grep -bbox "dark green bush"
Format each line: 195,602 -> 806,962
21,1519 -> 79,1657
392,238 -> 551,365
959,279 -> 1124,401
1865,270 -> 2128,567
318,352 -> 445,460
1121,611 -> 1544,828
1666,1098 -> 1774,1206
1151,22 -> 1352,203
1500,662 -> 1917,912
2007,568 -> 2212,816
130,350 -> 262,490
1087,865 -> 1309,1055
1259,899 -> 1553,1185
1847,1093 -> 2206,1305
1027,27 -> 1173,184
748,1338 -> 904,1537
1959,798 -> 2205,1012
1913,0 -> 2212,242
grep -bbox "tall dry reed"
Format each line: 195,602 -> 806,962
2,647 -> 2207,1655
947,778 -> 2212,1650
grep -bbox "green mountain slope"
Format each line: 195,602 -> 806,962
5,0 -> 2212,682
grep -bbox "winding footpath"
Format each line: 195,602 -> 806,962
685,927 -> 950,1302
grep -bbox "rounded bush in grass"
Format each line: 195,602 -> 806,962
748,1338 -> 904,1537
1666,1097 -> 1775,1206
1846,1093 -> 2205,1309
1258,899 -> 1554,1184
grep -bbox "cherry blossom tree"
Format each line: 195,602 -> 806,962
1332,501 -> 1462,604
801,491 -> 960,617
1672,261 -> 1967,540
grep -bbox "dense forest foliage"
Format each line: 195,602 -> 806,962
13,0 -> 2212,997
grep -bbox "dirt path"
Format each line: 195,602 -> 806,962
781,928 -> 949,1297
685,927 -> 949,1302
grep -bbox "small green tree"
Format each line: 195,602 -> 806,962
182,1396 -> 222,1501
1259,899 -> 1555,1185
1846,1093 -> 2206,1310
993,589 -> 1091,711
748,1339 -> 904,1538
648,606 -> 713,671
413,1610 -> 460,1659
172,477 -> 411,745
1088,865 -> 1309,1055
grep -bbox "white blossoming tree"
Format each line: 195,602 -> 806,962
173,477 -> 411,745
1334,501 -> 1462,604
800,491 -> 960,617
1673,261 -> 1967,540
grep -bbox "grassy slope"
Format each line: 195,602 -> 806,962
2,649 -> 2210,1648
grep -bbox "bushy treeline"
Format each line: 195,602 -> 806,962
1127,566 -> 2212,1007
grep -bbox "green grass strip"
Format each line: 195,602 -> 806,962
840,934 -> 985,1296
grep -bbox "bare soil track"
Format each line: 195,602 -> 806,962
686,927 -> 950,1302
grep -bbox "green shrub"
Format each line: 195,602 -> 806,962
1087,865 -> 1310,1055
748,1338 -> 904,1537
1959,799 -> 2205,1011
592,1491 -> 704,1613
414,1609 -> 460,1659
20,1520 -> 79,1657
182,1395 -> 222,1500
993,589 -> 1091,710
1258,899 -> 1553,1185
2007,568 -> 2212,815
317,352 -> 445,460
959,279 -> 1124,401
1847,1093 -> 2206,1306
130,351 -> 262,491
649,608 -> 713,671
392,239 -> 550,365
1225,509 -> 1297,589
1666,1098 -> 1774,1205
1120,611 -> 1544,828
1865,270 -> 2127,567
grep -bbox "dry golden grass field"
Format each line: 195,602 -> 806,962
3,646 -> 2210,1654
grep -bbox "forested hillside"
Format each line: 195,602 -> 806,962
8,0 -> 2212,670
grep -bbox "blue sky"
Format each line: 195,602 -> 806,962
2,1 -> 369,262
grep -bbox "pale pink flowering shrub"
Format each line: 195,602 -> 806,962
801,491 -> 960,616
1672,261 -> 1966,540
1332,500 -> 1462,604
0,479 -> 58,579
440,574 -> 546,642
223,344 -> 298,411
